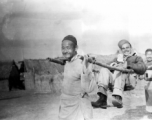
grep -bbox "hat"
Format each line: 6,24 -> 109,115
62,35 -> 77,47
145,48 -> 152,55
118,39 -> 131,49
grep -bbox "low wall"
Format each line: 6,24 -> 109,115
24,72 -> 63,94
0,79 -> 9,91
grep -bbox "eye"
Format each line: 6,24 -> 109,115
62,47 -> 66,51
122,48 -> 125,50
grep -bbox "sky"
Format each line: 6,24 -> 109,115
0,0 -> 152,61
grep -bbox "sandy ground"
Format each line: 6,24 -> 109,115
0,80 -> 152,120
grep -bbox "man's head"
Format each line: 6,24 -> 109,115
61,35 -> 77,60
145,48 -> 152,62
118,39 -> 132,57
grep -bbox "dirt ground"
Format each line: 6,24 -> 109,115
0,80 -> 152,120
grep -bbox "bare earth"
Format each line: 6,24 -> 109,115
0,80 -> 152,120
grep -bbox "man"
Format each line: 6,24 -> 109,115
9,60 -> 21,91
145,48 -> 152,69
58,35 -> 95,120
91,39 -> 147,108
144,48 -> 152,113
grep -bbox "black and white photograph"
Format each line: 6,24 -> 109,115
0,0 -> 152,120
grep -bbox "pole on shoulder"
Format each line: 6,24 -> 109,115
47,56 -> 134,73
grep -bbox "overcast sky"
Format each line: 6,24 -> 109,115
0,0 -> 152,61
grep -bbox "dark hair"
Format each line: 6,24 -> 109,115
62,35 -> 77,48
145,48 -> 152,55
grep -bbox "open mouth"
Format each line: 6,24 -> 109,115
124,51 -> 129,54
63,54 -> 71,57
147,58 -> 152,60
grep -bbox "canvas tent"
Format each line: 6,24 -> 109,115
24,59 -> 64,93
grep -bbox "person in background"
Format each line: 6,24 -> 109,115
144,48 -> 152,113
8,60 -> 20,91
145,49 -> 152,70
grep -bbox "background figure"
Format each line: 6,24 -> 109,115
19,61 -> 25,90
144,48 -> 152,113
8,60 -> 25,91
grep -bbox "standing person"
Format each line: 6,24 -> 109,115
91,39 -> 147,108
58,35 -> 95,120
145,48 -> 152,70
8,60 -> 20,91
144,48 -> 152,113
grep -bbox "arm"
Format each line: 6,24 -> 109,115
127,56 -> 147,75
88,53 -> 117,65
81,56 -> 96,93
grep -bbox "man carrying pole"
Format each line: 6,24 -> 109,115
58,35 -> 96,120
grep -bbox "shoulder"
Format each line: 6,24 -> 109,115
127,51 -> 144,61
131,51 -> 145,61
71,55 -> 83,68
75,55 -> 83,63
127,55 -> 143,63
134,55 -> 144,62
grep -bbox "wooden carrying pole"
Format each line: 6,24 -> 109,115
88,59 -> 134,73
47,57 -> 134,73
47,58 -> 65,65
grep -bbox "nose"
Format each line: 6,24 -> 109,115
147,55 -> 152,57
62,48 -> 68,54
124,48 -> 129,51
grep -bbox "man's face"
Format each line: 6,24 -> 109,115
121,43 -> 131,56
62,40 -> 77,60
146,51 -> 152,62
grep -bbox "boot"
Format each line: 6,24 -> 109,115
112,95 -> 123,108
91,92 -> 107,109
124,84 -> 134,91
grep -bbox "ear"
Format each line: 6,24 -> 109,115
75,45 -> 78,51
118,49 -> 123,54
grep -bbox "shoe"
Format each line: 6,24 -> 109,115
112,95 -> 123,108
91,92 -> 107,109
124,84 -> 134,91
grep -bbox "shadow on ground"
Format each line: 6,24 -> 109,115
112,106 -> 152,120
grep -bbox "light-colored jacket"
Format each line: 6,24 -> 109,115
59,54 -> 96,120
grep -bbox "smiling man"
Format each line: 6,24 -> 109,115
145,49 -> 152,68
144,48 -> 152,113
91,39 -> 147,109
58,35 -> 95,120
119,40 -> 132,57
